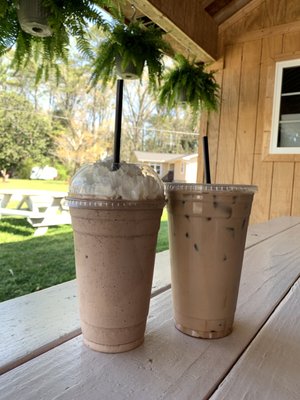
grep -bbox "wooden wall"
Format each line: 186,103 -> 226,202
198,0 -> 300,223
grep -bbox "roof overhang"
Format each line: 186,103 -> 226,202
123,0 -> 218,62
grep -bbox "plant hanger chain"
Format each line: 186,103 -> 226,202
130,4 -> 137,22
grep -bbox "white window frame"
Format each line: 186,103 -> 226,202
270,59 -> 300,154
150,163 -> 161,176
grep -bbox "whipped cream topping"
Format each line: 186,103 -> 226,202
69,161 -> 164,201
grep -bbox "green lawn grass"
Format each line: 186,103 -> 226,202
0,180 -> 169,302
0,178 -> 69,192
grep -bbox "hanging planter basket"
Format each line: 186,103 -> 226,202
158,54 -> 220,114
90,21 -> 171,88
115,55 -> 145,80
17,0 -> 52,37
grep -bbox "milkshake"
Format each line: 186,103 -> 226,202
165,183 -> 257,339
68,162 -> 165,352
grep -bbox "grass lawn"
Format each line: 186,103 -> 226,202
0,179 -> 169,302
0,178 -> 69,192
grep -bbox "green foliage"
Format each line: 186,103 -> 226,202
0,213 -> 168,301
0,92 -> 55,174
0,219 -> 76,302
53,162 -> 70,181
14,158 -> 35,179
0,0 -> 122,82
90,20 -> 171,88
158,54 -> 220,114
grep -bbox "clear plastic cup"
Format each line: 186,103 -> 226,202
165,183 -> 257,339
68,162 -> 165,352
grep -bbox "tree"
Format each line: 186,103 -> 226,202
0,92 -> 55,176
54,111 -> 113,174
122,78 -> 158,160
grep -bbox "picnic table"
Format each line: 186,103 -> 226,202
0,216 -> 300,399
0,189 -> 71,236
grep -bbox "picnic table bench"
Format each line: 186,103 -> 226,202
0,216 -> 300,399
0,189 -> 71,235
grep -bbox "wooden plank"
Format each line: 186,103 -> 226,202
209,65 -> 224,183
131,0 -> 218,61
270,162 -> 294,218
286,0 -> 300,21
264,0 -> 287,28
1,219 -> 299,375
283,29 -> 300,53
210,279 -> 300,400
0,209 -> 44,218
197,58 -> 224,184
0,250 -> 171,375
28,214 -> 71,227
292,163 -> 300,216
1,223 -> 300,399
219,0 -> 264,33
216,44 -> 243,183
255,34 -> 283,154
251,154 -> 273,223
219,1 -> 265,51
213,0 -> 254,25
234,40 -> 261,184
246,216 -> 300,247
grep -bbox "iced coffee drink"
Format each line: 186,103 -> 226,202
165,183 -> 257,339
68,162 -> 165,352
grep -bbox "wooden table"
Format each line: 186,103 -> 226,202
1,217 -> 300,399
0,189 -> 70,235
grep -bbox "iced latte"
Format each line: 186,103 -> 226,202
165,183 -> 257,339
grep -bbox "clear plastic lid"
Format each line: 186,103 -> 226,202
68,161 -> 165,201
165,183 -> 258,194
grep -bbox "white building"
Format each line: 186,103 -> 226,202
134,151 -> 198,183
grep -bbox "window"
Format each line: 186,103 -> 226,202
270,59 -> 300,154
150,164 -> 161,176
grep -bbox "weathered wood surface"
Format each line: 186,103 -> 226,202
0,249 -> 171,375
1,218 -> 299,375
211,280 -> 300,400
1,218 -> 300,399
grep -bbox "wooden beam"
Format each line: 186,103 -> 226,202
130,0 -> 218,62
214,0 -> 254,24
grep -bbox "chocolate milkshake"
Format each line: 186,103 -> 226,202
68,162 -> 165,353
165,183 -> 257,339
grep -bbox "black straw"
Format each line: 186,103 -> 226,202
113,79 -> 124,170
202,135 -> 211,184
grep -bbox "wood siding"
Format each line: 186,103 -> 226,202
198,0 -> 300,223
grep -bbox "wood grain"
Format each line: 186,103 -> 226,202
0,250 -> 172,375
291,163 -> 300,216
211,279 -> 300,400
283,29 -> 300,53
132,0 -> 218,61
251,154 -> 273,223
234,40 -> 261,184
1,221 -> 300,399
216,44 -> 243,183
264,0 -> 287,28
197,62 -> 224,184
270,162 -> 294,218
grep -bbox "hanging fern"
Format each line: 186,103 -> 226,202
158,54 -> 220,114
90,20 -> 171,88
0,0 -> 122,82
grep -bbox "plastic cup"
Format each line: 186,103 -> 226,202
67,162 -> 165,352
165,183 -> 257,339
